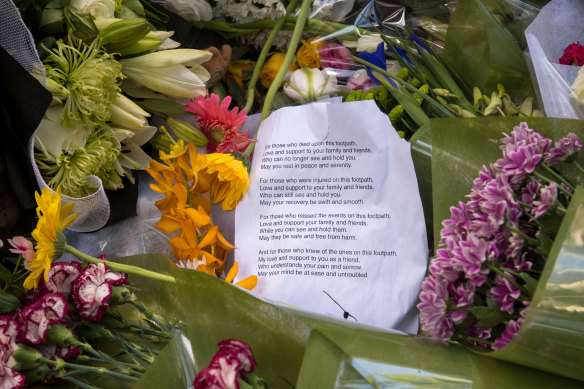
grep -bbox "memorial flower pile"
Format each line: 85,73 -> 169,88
418,123 -> 583,350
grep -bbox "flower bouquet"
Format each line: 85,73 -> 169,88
425,116 -> 584,381
524,0 -> 584,119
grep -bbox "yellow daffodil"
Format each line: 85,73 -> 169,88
25,187 -> 77,290
259,53 -> 297,89
202,153 -> 249,211
296,37 -> 324,68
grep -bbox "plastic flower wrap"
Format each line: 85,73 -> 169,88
418,123 -> 583,351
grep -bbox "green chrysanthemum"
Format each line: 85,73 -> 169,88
36,128 -> 123,198
44,38 -> 123,128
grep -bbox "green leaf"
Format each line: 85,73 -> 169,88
440,0 -> 534,101
0,264 -> 12,282
63,6 -> 98,43
116,0 -> 145,19
518,273 -> 538,296
0,289 -> 20,314
471,298 -> 508,328
139,0 -> 169,23
136,99 -> 186,115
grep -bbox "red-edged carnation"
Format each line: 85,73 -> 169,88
16,293 -> 67,344
559,42 -> 584,66
0,316 -> 24,389
184,94 -> 251,153
71,263 -> 128,322
41,262 -> 82,295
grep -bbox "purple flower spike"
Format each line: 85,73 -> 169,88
531,182 -> 557,221
488,274 -> 521,314
544,133 -> 583,165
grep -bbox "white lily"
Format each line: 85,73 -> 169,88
283,67 -> 341,103
120,49 -> 212,98
34,106 -> 92,160
111,125 -> 157,184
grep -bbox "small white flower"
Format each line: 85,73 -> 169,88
571,65 -> 584,105
69,0 -> 115,19
283,67 -> 341,103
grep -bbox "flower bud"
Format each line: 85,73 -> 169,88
166,117 -> 208,147
45,324 -> 77,347
473,87 -> 483,106
283,67 -> 341,103
483,91 -> 502,116
12,345 -> 44,370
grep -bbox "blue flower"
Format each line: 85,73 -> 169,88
410,34 -> 432,55
357,42 -> 398,89
392,45 -> 414,67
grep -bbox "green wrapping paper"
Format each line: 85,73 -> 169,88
430,116 -> 584,382
440,0 -> 534,100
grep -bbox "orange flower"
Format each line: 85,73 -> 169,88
297,37 -> 324,68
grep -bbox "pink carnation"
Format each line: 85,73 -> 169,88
42,262 -> 82,295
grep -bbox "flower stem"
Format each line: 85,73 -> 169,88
502,224 -> 538,246
243,0 -> 313,159
459,336 -> 494,346
65,245 -> 176,284
539,164 -> 575,191
63,377 -> 100,389
567,159 -> 584,177
486,263 -> 531,297
244,0 -> 300,113
12,255 -> 22,275
533,171 -> 573,196
42,358 -> 139,382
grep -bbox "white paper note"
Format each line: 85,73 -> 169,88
235,100 -> 427,333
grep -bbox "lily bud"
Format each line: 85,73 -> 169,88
283,67 -> 341,103
110,93 -> 150,130
519,96 -> 533,116
120,49 -> 213,98
473,87 -> 483,107
166,117 -> 208,147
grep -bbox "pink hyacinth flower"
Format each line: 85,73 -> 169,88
0,316 -> 24,389
7,236 -> 35,265
184,94 -> 251,154
71,263 -> 128,322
